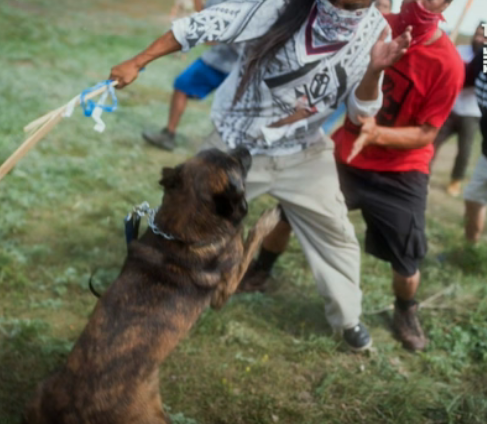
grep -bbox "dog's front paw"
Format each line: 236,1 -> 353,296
255,207 -> 281,237
210,286 -> 227,310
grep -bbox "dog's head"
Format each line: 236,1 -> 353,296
158,147 -> 252,239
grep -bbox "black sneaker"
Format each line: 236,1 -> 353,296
142,128 -> 176,151
343,323 -> 372,352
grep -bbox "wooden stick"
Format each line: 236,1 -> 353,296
23,103 -> 73,133
420,305 -> 453,310
420,285 -> 455,307
0,113 -> 64,181
0,81 -> 118,183
450,0 -> 475,43
364,304 -> 394,315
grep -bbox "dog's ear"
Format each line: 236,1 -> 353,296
160,166 -> 182,190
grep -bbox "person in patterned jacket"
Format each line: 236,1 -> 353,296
243,0 -> 463,352
110,0 -> 411,351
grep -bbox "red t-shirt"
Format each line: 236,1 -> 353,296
334,14 -> 465,174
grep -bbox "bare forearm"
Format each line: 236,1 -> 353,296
194,0 -> 204,12
110,31 -> 183,88
132,31 -> 182,69
374,126 -> 437,149
355,66 -> 382,102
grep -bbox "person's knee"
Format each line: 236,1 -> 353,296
274,205 -> 292,233
261,205 -> 292,253
392,269 -> 420,299
394,270 -> 420,285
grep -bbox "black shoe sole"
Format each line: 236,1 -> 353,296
345,338 -> 373,352
142,133 -> 175,151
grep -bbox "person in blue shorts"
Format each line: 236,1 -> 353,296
143,0 -> 239,151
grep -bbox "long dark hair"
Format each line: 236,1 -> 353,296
234,0 -> 315,103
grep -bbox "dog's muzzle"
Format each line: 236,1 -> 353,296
230,146 -> 252,174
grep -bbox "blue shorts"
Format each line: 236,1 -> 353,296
174,58 -> 228,99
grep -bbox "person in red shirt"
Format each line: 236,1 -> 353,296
241,0 -> 463,352
375,0 -> 392,15
332,0 -> 464,351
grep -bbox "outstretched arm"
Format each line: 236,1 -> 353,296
110,31 -> 182,88
194,0 -> 204,12
110,1 -> 284,89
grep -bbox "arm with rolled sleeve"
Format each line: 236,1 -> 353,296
346,73 -> 384,125
110,0 -> 283,88
345,31 -> 391,125
172,0 -> 285,51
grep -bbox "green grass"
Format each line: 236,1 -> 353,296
1,1 -> 487,423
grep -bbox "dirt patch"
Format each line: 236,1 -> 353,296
7,0 -> 46,14
96,0 -> 172,18
9,59 -> 35,67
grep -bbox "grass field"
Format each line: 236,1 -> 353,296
1,1 -> 487,423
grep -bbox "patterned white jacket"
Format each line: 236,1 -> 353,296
172,0 -> 387,156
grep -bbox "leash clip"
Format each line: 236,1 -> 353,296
124,202 -> 154,249
124,212 -> 141,249
124,201 -> 177,249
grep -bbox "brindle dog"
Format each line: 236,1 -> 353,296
23,147 -> 279,424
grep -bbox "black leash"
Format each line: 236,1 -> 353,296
88,272 -> 102,298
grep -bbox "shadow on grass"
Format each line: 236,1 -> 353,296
233,287 -> 332,340
0,318 -> 72,424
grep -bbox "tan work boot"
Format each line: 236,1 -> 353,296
446,180 -> 462,198
393,302 -> 428,351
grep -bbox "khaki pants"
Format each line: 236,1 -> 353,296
203,132 -> 362,330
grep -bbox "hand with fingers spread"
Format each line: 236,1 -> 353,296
347,116 -> 379,164
369,25 -> 412,73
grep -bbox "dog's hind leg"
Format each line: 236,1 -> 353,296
211,207 -> 280,309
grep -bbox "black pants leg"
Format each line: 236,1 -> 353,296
452,115 -> 480,181
433,113 -> 458,163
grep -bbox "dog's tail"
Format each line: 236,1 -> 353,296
88,271 -> 102,298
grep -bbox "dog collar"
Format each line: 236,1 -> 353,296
146,207 -> 177,241
125,202 -> 222,248
125,202 -> 179,244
